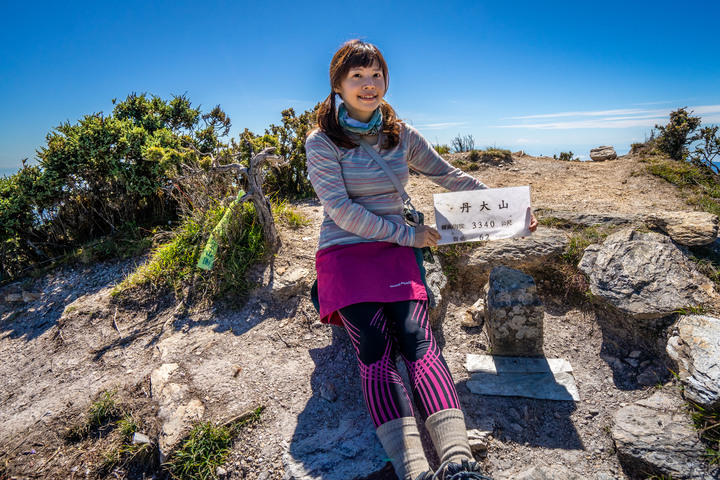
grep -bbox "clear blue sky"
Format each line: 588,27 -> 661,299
2,0 -> 719,177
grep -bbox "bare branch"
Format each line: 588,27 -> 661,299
210,163 -> 249,176
184,142 -> 212,158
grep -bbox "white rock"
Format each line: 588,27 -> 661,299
467,428 -> 491,452
589,146 -> 617,161
132,432 -> 152,444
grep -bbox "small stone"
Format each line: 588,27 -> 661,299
4,293 -> 21,302
132,432 -> 152,444
461,299 -> 484,327
320,381 -> 337,402
599,353 -> 618,364
22,291 -> 41,302
460,310 -> 478,328
467,428 -> 490,452
509,422 -> 523,433
636,368 -> 660,386
628,350 -> 642,358
625,358 -> 639,368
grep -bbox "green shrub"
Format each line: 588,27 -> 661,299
165,422 -> 233,480
165,407 -> 263,480
474,147 -> 512,164
646,157 -> 720,217
690,125 -> 720,176
114,197 -> 278,302
66,390 -> 123,440
0,93 -> 231,280
554,151 -> 577,162
533,219 -> 617,302
654,107 -> 701,161
433,144 -> 451,155
0,165 -> 44,278
690,402 -> 720,465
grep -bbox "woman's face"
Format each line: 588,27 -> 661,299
334,60 -> 386,123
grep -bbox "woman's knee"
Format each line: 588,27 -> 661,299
386,302 -> 433,360
340,303 -> 393,365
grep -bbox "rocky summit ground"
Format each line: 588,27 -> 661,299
0,152 -> 703,479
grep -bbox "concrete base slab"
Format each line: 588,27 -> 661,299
466,354 -> 573,375
465,355 -> 580,401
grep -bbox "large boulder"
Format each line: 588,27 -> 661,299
589,146 -> 617,161
611,391 -> 715,480
647,211 -> 719,246
534,208 -> 642,228
452,228 -> 568,292
578,229 -> 716,320
667,315 -> 720,411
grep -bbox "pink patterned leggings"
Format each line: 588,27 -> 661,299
339,299 -> 461,428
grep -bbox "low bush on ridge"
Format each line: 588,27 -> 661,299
1,94 -> 318,299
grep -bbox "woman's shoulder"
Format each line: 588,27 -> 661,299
397,121 -> 425,146
306,128 -> 342,157
306,127 -> 327,144
306,128 -> 333,148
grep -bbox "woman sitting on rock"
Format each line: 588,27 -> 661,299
306,39 -> 537,480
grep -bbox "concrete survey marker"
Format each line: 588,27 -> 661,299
465,354 -> 580,401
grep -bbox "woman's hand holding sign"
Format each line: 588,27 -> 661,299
413,225 -> 441,248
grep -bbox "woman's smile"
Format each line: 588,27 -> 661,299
334,61 -> 386,123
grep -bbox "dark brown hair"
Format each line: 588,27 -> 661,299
316,39 -> 401,149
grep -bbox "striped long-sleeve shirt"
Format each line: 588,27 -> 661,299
306,123 -> 488,250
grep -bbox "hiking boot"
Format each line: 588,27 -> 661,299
440,459 -> 494,480
414,471 -> 435,480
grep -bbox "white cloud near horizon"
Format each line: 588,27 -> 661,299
495,105 -> 720,130
502,108 -> 666,120
414,122 -> 469,129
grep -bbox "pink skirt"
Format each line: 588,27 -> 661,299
315,241 -> 428,326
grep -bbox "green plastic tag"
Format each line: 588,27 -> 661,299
196,189 -> 245,271
196,236 -> 219,270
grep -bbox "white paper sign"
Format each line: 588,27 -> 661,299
433,186 -> 532,245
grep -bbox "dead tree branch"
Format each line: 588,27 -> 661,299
178,146 -> 287,249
